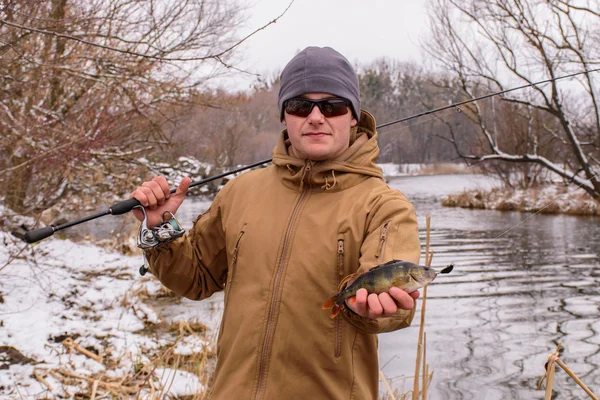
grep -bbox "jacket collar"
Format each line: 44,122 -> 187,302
272,110 -> 383,192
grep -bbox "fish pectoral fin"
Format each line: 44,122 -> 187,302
322,296 -> 336,310
330,305 -> 341,318
322,297 -> 342,318
338,272 -> 361,291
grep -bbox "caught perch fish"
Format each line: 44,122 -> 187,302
322,260 -> 454,318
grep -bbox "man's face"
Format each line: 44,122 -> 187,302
283,93 -> 358,161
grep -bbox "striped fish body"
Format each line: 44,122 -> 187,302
322,260 -> 441,318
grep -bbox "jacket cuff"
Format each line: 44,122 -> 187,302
340,303 -> 416,334
142,236 -> 185,275
340,304 -> 381,334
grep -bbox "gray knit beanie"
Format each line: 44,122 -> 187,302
278,46 -> 361,121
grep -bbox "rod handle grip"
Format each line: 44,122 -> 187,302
110,197 -> 141,215
24,226 -> 55,243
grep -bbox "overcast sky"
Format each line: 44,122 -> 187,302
229,0 -> 431,90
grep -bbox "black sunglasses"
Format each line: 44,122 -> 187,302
283,97 -> 351,118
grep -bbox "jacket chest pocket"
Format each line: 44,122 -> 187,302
334,235 -> 346,358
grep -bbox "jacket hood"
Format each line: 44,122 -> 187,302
272,110 -> 383,192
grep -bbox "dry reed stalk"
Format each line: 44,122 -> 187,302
159,354 -> 181,397
544,354 -> 557,400
554,358 -> 598,400
538,343 -> 598,400
412,214 -> 433,400
423,366 -> 431,399
412,341 -> 423,400
56,368 -> 140,394
537,344 -> 560,391
33,369 -> 53,391
380,370 -> 396,399
425,214 -> 431,264
62,337 -> 103,363
48,369 -> 63,383
90,379 -> 99,400
422,333 -> 427,400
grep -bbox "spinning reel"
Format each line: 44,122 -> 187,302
135,206 -> 185,275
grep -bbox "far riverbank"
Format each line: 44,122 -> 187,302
441,184 -> 599,216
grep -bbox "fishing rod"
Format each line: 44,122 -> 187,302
23,67 -> 600,244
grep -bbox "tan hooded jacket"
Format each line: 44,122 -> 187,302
146,110 -> 421,400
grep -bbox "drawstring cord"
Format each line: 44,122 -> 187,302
321,170 -> 337,191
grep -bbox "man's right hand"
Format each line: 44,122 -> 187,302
131,176 -> 191,227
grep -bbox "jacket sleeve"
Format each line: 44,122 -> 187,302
144,189 -> 229,301
340,192 -> 421,334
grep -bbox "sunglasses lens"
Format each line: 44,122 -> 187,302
319,99 -> 349,117
284,99 -> 313,117
284,98 -> 350,118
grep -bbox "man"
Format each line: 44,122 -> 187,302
131,46 -> 421,399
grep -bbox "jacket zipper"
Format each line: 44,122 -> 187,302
375,220 -> 392,262
218,229 -> 245,345
335,239 -> 344,358
254,161 -> 312,400
227,230 -> 245,291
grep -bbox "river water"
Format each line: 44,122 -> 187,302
381,174 -> 600,399
166,174 -> 600,399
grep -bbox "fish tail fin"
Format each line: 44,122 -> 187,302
441,264 -> 454,274
330,305 -> 341,319
322,296 -> 336,310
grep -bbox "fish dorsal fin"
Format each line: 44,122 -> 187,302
338,272 -> 361,291
369,259 -> 401,272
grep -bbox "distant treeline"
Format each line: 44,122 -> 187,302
165,60 -> 479,169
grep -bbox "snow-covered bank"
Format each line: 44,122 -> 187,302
442,184 -> 599,216
0,232 -> 213,398
378,162 -> 473,178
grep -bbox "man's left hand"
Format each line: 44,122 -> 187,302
345,287 -> 419,319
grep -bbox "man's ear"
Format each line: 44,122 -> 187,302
351,118 -> 357,127
282,115 -> 287,126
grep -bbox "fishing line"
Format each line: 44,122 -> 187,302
23,68 -> 600,243
377,107 -> 459,137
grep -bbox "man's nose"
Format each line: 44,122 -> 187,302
307,104 -> 325,123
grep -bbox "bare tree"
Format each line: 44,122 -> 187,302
425,0 -> 600,200
0,0 -> 286,217
171,86 -> 280,168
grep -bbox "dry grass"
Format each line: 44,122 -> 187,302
441,190 -> 486,209
33,320 -> 215,399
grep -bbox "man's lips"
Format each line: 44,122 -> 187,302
302,132 -> 330,136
